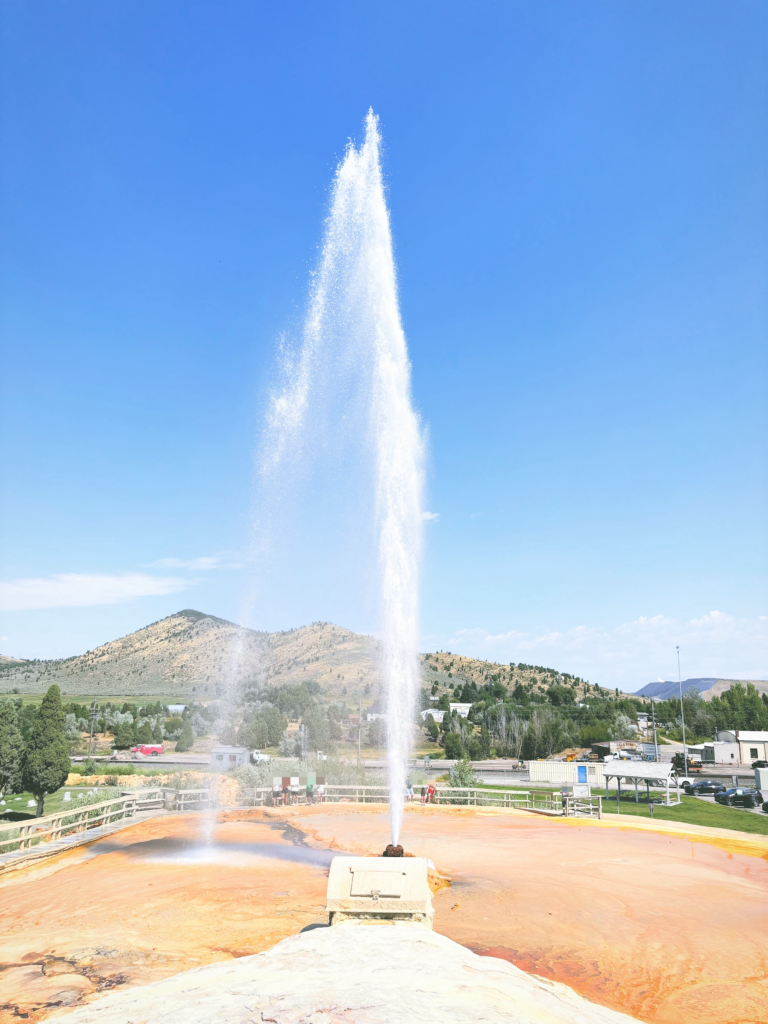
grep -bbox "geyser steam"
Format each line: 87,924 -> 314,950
257,111 -> 424,846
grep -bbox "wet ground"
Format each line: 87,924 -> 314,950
0,805 -> 766,1023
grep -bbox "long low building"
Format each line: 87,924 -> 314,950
527,761 -> 605,786
716,731 -> 768,764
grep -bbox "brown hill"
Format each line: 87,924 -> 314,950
0,610 -> 625,702
0,611 -> 384,701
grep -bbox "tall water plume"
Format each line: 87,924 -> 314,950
251,111 -> 424,846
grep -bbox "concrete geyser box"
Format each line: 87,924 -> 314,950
326,856 -> 434,927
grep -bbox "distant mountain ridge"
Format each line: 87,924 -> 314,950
636,677 -> 768,701
0,609 -> 609,702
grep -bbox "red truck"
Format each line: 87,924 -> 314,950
130,744 -> 164,756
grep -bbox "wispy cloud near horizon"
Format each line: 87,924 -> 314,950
0,573 -> 192,611
149,554 -> 244,570
436,611 -> 768,690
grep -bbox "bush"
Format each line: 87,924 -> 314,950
448,756 -> 479,787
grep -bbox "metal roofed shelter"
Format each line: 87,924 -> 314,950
602,760 -> 679,806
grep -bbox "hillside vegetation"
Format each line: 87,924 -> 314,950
0,609 -> 630,703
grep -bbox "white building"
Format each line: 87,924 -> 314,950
701,740 -> 740,765
717,731 -> 768,764
527,761 -> 605,786
421,709 -> 446,723
449,703 -> 473,718
210,745 -> 249,770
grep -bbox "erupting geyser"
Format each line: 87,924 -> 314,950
255,111 -> 424,848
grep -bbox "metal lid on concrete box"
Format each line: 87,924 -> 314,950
326,856 -> 433,925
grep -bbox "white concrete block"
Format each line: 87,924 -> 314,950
326,856 -> 433,926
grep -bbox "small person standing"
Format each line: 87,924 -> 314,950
427,781 -> 436,804
406,777 -> 414,802
420,786 -> 426,805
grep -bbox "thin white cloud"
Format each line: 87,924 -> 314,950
421,511 -> 440,523
0,573 -> 191,611
441,612 -> 768,690
149,555 -> 244,570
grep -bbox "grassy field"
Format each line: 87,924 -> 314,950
0,785 -> 112,821
476,782 -> 768,836
596,789 -> 768,834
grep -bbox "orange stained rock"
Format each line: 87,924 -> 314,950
0,814 -> 328,1023
283,803 -> 768,1024
0,804 -> 766,1024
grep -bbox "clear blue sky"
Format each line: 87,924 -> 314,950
1,1 -> 766,689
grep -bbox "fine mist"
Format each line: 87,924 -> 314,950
246,111 -> 424,846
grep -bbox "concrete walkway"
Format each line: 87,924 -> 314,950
0,807 -> 172,878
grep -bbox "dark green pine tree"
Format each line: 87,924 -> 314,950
175,717 -> 194,753
21,685 -> 70,816
113,720 -> 135,749
0,702 -> 24,797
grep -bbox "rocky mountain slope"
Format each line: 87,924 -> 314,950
0,610 -> 385,700
0,608 -> 615,701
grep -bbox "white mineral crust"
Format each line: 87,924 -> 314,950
51,923 -> 639,1024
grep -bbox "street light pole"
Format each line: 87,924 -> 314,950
357,692 -> 362,768
650,698 -> 659,762
88,700 -> 98,757
677,646 -> 687,773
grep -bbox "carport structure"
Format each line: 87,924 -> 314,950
602,760 -> 680,806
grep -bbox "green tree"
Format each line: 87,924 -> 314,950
152,720 -> 164,744
367,716 -> 386,747
302,705 -> 332,752
0,702 -> 24,796
175,718 -> 195,752
113,721 -> 135,749
443,732 -> 464,759
21,684 -> 70,816
424,714 -> 439,742
135,720 -> 153,744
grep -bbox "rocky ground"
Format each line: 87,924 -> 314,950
0,805 -> 765,1023
50,924 -> 638,1024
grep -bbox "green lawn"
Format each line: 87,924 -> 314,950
596,789 -> 768,834
473,782 -> 768,836
0,784 -> 105,821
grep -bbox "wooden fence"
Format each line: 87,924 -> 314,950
0,787 -> 211,856
239,784 -> 602,817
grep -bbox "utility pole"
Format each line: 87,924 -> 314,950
650,698 -> 659,762
357,692 -> 362,768
677,646 -> 687,774
87,700 -> 99,757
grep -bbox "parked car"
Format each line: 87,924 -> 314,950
130,744 -> 164,756
751,759 -> 768,769
714,787 -> 760,808
682,780 -> 726,796
762,800 -> 768,814
251,750 -> 271,763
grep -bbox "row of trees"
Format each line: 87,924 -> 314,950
0,685 -> 70,815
